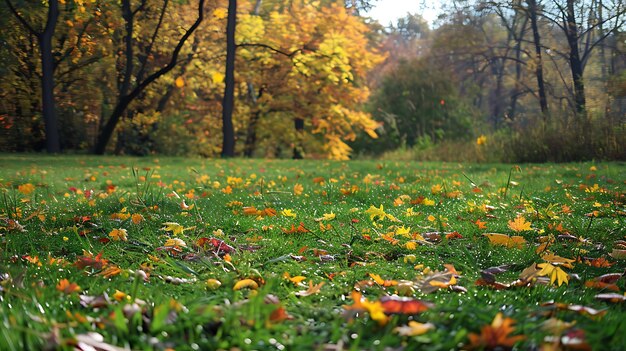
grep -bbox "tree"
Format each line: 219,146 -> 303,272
5,0 -> 60,153
540,0 -> 626,115
370,58 -> 472,149
221,0 -> 237,157
527,0 -> 549,115
93,0 -> 205,155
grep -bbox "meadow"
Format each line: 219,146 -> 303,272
0,155 -> 624,350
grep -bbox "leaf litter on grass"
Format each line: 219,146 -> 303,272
0,157 -> 625,350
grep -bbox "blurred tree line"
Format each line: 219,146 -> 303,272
359,0 -> 626,161
1,0 -> 624,161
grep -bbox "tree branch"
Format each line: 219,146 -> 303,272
4,0 -> 39,35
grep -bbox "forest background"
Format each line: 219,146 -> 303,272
1,0 -> 625,162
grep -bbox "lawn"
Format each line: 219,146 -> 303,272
1,155 -> 624,350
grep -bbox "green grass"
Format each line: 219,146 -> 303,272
1,154 -> 625,350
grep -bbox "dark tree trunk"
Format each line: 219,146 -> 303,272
508,16 -> 529,120
243,84 -> 263,157
293,117 -> 304,159
221,0 -> 237,158
527,0 -> 549,116
243,110 -> 261,157
39,0 -> 61,153
5,0 -> 61,153
565,0 -> 586,114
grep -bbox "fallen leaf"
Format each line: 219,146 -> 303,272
483,233 -> 526,249
295,281 -> 325,297
233,279 -> 259,291
379,295 -> 432,314
394,321 -> 435,336
508,215 -> 532,232
467,313 -> 525,349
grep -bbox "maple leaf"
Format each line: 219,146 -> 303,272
344,291 -> 389,325
394,321 -> 435,336
365,204 -> 387,221
475,219 -> 487,229
508,215 -> 532,232
483,233 -> 526,249
131,213 -> 144,224
467,313 -> 525,349
162,222 -> 185,235
537,262 -> 569,286
74,251 -> 109,270
108,228 -> 128,242
294,281 -> 325,297
281,209 -> 297,218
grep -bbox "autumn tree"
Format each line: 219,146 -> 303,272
227,0 -> 384,159
4,0 -> 60,152
92,0 -> 205,155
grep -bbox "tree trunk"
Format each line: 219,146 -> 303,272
292,117 -> 304,159
527,0 -> 549,116
565,0 -> 586,115
6,0 -> 61,152
508,16 -> 528,120
221,0 -> 237,157
39,1 -> 61,153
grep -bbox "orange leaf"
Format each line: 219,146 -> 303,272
57,279 -> 81,294
467,313 -> 525,349
379,295 -> 431,314
368,273 -> 398,287
508,215 -> 532,232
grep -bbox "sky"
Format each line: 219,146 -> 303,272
363,0 -> 443,27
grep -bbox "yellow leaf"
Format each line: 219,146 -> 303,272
294,281 -> 325,297
508,215 -> 532,232
108,228 -> 128,242
537,263 -> 569,286
483,233 -> 526,249
164,238 -> 186,247
541,253 -> 575,268
175,76 -> 185,88
283,272 -> 306,285
365,204 -> 386,221
281,209 -> 297,218
162,222 -> 185,235
113,290 -> 128,301
394,321 -> 435,336
213,7 -> 227,19
233,279 -> 259,291
211,71 -> 225,84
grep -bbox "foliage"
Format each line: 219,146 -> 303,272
0,155 -> 625,349
359,58 -> 475,155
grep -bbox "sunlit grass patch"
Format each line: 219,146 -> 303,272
1,156 -> 624,350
